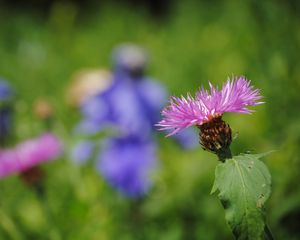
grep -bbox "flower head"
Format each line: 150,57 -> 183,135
157,76 -> 263,136
0,133 -> 62,178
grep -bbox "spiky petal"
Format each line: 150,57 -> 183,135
157,76 -> 263,136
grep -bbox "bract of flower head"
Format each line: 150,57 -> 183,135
0,133 -> 62,178
157,76 -> 263,136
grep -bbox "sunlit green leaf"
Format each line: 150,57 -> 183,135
211,153 -> 272,240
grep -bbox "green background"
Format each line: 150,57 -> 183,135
0,0 -> 300,239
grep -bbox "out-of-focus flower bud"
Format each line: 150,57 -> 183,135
66,69 -> 112,107
33,98 -> 53,120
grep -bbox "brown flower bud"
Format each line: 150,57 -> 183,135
34,99 -> 53,120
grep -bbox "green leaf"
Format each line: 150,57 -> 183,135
211,153 -> 272,240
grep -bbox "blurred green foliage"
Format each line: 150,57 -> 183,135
0,0 -> 300,239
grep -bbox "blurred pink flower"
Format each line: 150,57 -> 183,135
157,76 -> 263,136
0,133 -> 62,178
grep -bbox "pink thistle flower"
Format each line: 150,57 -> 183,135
157,76 -> 263,136
0,133 -> 62,178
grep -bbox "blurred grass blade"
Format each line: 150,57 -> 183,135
0,208 -> 22,240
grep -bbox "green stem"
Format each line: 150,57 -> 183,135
217,147 -> 232,162
264,225 -> 274,240
0,207 -> 22,240
128,198 -> 145,239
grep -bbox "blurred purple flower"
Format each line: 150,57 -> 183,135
112,44 -> 148,77
173,128 -> 199,149
157,76 -> 263,136
97,136 -> 157,197
76,44 -> 198,147
0,133 -> 62,178
71,45 -> 198,198
0,108 -> 13,144
77,75 -> 167,138
0,79 -> 14,101
71,140 -> 95,164
0,79 -> 14,144
76,44 -> 172,137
